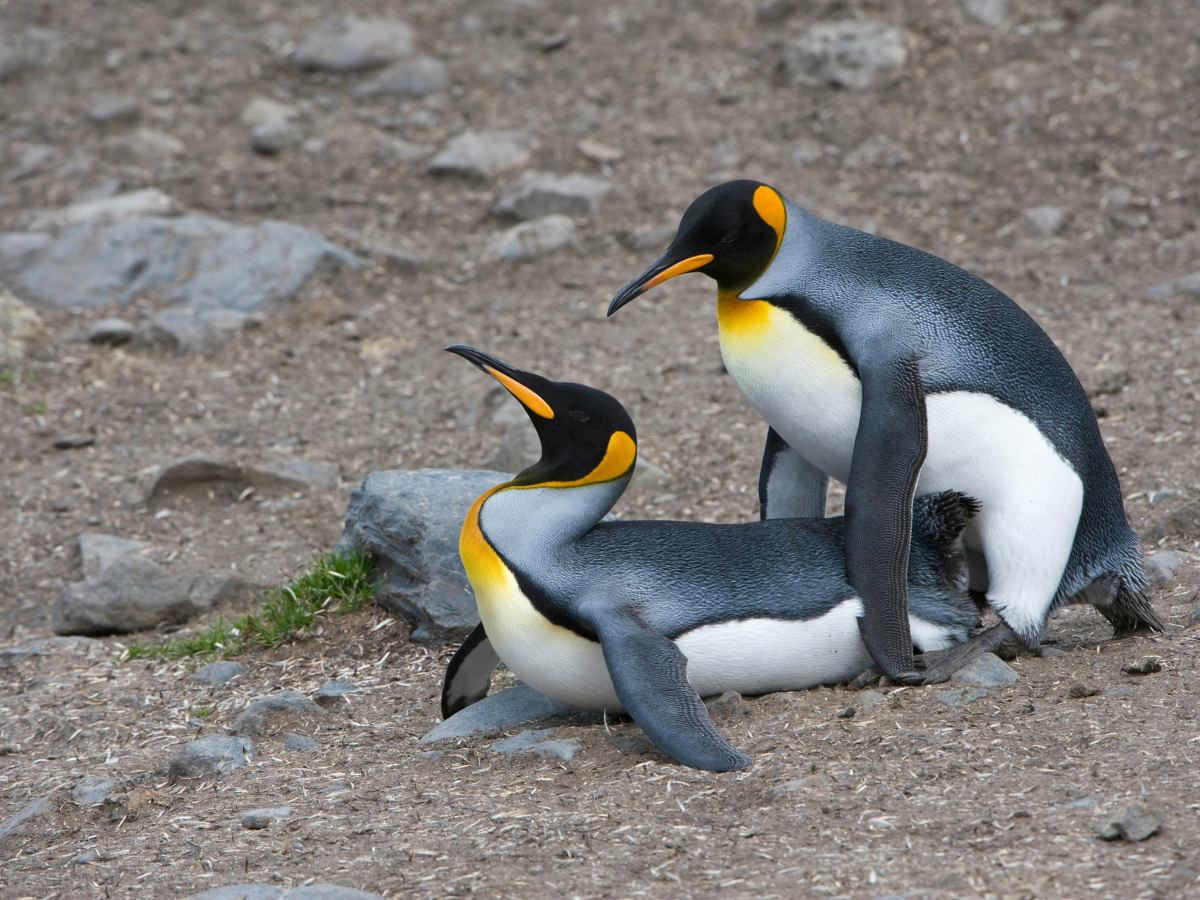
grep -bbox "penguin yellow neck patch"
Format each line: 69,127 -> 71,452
752,186 -> 786,255
717,289 -> 772,342
485,366 -> 554,419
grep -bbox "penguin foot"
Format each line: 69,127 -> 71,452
907,622 -> 1020,685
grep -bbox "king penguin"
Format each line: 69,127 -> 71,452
442,344 -> 981,772
608,179 -> 1163,683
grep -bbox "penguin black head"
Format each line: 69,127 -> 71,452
609,179 -> 786,315
447,345 -> 637,487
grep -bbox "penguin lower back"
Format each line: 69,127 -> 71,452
442,345 -> 980,771
609,180 -> 1162,682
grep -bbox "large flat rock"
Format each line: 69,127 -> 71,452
338,468 -> 509,641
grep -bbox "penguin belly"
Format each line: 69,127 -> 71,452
718,297 -> 1085,638
676,601 -> 964,697
466,562 -> 623,712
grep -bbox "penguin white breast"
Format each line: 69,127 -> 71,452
676,601 -> 964,697
717,295 -> 861,482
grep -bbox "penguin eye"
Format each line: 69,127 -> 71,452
569,410 -> 590,423
719,227 -> 740,244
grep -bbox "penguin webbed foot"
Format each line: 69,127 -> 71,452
906,622 -> 1021,685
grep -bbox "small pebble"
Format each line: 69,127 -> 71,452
836,706 -> 856,719
53,434 -> 95,450
241,806 -> 291,830
1067,683 -> 1100,699
284,732 -> 317,752
1098,804 -> 1162,842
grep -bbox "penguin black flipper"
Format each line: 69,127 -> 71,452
845,355 -> 928,681
578,598 -> 751,773
758,427 -> 829,520
441,623 -> 500,719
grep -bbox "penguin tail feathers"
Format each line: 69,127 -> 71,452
906,491 -> 979,592
1097,555 -> 1165,637
1063,539 -> 1166,636
911,491 -> 980,552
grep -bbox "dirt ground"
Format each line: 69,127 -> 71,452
2,0 -> 1199,897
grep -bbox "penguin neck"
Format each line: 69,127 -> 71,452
478,432 -> 638,557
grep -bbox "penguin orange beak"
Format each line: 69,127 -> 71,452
446,344 -> 555,420
607,249 -> 714,316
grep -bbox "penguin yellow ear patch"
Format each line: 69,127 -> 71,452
485,366 -> 555,419
752,186 -> 786,252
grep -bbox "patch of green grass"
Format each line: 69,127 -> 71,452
123,549 -> 378,663
23,400 -> 47,416
191,705 -> 215,718
0,369 -> 15,387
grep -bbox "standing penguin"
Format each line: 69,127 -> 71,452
608,180 -> 1162,682
443,345 -> 981,771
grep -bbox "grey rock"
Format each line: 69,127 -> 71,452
5,144 -> 56,183
78,532 -> 148,578
1025,205 -> 1068,236
383,139 -> 433,164
766,778 -> 811,800
704,690 -> 751,720
1064,796 -> 1099,810
428,130 -> 531,179
1146,550 -> 1186,587
293,17 -> 414,72
1,216 -> 360,349
284,732 -> 318,752
491,728 -> 581,761
1098,804 -> 1162,842
950,653 -> 1019,686
623,223 -> 677,253
88,97 -> 140,125
87,317 -> 136,346
72,775 -> 117,805
241,98 -> 296,129
780,21 -> 910,90
963,0 -> 1007,26
0,796 -> 52,846
191,661 -> 248,685
191,886 -> 282,900
859,690 -> 887,712
251,121 -> 298,155
420,684 -> 597,744
142,307 -> 261,354
836,706 -> 856,719
1039,646 -> 1066,658
1106,686 -> 1134,699
0,289 -> 45,363
186,574 -> 262,610
53,433 -> 95,450
144,453 -> 337,501
168,736 -> 253,780
338,468 -> 511,639
352,56 -> 447,98
844,135 -> 910,169
70,849 -> 101,865
1149,489 -> 1180,505
1067,683 -> 1100,699
936,687 -> 990,708
489,215 -> 577,262
105,127 -> 185,162
313,680 -> 360,707
52,556 -> 197,636
232,690 -> 326,737
0,636 -> 102,668
577,138 -> 624,163
493,172 -> 610,221
1145,273 -> 1200,301
241,806 -> 291,830
0,26 -> 60,80
756,0 -> 799,23
26,188 -> 176,232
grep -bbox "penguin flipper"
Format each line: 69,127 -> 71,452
578,600 -> 751,773
758,427 -> 829,521
845,355 -> 928,681
441,623 -> 500,719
